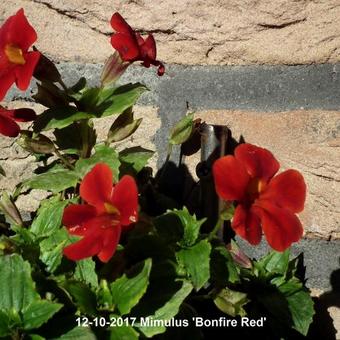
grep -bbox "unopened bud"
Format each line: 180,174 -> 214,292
227,240 -> 252,269
101,52 -> 130,87
0,192 -> 23,226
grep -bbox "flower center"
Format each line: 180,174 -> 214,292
104,202 -> 120,215
5,44 -> 26,65
246,178 -> 266,202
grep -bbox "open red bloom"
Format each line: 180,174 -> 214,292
110,12 -> 165,76
0,9 -> 40,100
0,107 -> 36,137
63,163 -> 138,262
213,143 -> 306,251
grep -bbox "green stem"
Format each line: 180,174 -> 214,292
80,120 -> 90,158
55,149 -> 74,170
208,216 -> 224,241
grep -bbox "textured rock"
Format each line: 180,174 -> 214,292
1,0 -> 340,65
0,101 -> 160,211
193,110 -> 340,240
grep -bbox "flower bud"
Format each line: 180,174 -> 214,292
101,52 -> 130,87
0,192 -> 23,226
227,240 -> 252,269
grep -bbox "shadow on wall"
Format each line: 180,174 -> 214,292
308,259 -> 340,339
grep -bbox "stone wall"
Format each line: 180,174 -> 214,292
1,0 -> 340,65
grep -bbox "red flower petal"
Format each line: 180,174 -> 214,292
141,34 -> 156,60
10,108 -> 36,122
0,71 -> 15,100
0,111 -> 20,137
135,32 -> 145,47
110,12 -> 134,35
111,175 -> 138,226
212,155 -> 250,201
0,9 -> 37,51
97,226 -> 121,262
255,201 -> 303,251
110,33 -> 139,61
80,163 -> 113,210
62,204 -> 97,236
14,51 -> 40,90
260,169 -> 306,213
235,143 -> 280,181
63,232 -> 103,261
232,204 -> 262,245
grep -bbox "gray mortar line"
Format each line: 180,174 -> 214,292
5,63 -> 340,291
6,62 -> 340,163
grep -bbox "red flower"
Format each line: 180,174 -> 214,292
0,107 -> 36,137
63,163 -> 138,262
213,143 -> 306,251
0,9 -> 40,100
110,12 -> 165,76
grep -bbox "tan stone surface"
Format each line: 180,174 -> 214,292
193,110 -> 340,240
1,0 -> 340,65
0,101 -> 159,212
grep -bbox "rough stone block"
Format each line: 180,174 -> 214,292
1,0 -> 340,65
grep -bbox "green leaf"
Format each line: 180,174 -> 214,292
214,287 -> 249,317
169,113 -> 194,145
138,280 -> 193,337
18,132 -> 55,154
74,259 -> 98,289
29,335 -> 46,340
107,108 -> 142,143
276,278 -> 314,336
0,310 -> 13,337
61,281 -> 97,315
75,145 -> 120,179
24,169 -> 79,193
259,249 -> 290,275
176,240 -> 211,290
153,214 -> 184,244
119,147 -> 154,173
80,83 -> 147,118
40,228 -> 70,272
210,246 -> 239,286
173,207 -> 205,247
53,327 -> 97,340
110,316 -> 139,340
32,82 -> 68,109
22,300 -> 62,330
53,123 -> 89,155
111,259 -> 152,315
34,107 -> 94,131
0,254 -> 39,312
31,197 -> 69,238
97,280 -> 113,311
